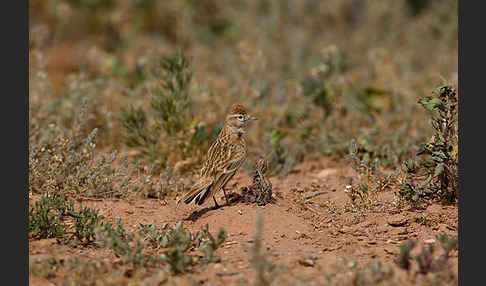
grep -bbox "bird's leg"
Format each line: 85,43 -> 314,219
222,187 -> 229,205
213,196 -> 220,208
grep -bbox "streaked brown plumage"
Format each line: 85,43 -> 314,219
178,104 -> 257,207
240,156 -> 273,206
255,156 -> 269,179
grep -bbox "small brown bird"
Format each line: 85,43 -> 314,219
255,156 -> 269,180
240,156 -> 273,206
179,103 -> 257,207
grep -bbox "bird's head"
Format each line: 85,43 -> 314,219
256,156 -> 269,175
225,104 -> 257,135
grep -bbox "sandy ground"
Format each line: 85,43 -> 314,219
29,156 -> 458,285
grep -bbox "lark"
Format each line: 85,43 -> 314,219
178,104 -> 257,208
241,156 -> 273,206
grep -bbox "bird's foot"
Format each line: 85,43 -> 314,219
222,188 -> 229,205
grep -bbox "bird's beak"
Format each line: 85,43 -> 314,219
248,115 -> 258,121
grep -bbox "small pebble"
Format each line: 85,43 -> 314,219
237,210 -> 243,215
299,259 -> 315,267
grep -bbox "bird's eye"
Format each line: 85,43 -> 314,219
237,115 -> 244,121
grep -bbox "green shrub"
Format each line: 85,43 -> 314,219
150,51 -> 193,137
120,105 -> 158,160
29,192 -> 68,239
29,191 -> 104,244
398,85 -> 458,204
119,52 -> 217,169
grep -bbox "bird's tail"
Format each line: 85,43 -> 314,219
177,178 -> 213,206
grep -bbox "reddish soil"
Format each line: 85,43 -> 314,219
29,156 -> 458,285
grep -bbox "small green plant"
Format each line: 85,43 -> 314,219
414,235 -> 458,277
71,203 -> 105,244
398,85 -> 458,204
95,217 -> 147,268
63,258 -> 111,286
198,224 -> 227,263
29,192 -> 68,239
156,222 -> 196,274
137,222 -> 171,249
31,219 -> 228,280
29,191 -> 104,244
348,138 -> 381,182
159,246 -> 193,275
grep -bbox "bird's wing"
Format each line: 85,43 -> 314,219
190,145 -> 245,205
210,145 -> 246,192
214,144 -> 246,174
200,139 -> 222,177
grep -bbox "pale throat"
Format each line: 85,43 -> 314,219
235,128 -> 245,139
228,125 -> 245,139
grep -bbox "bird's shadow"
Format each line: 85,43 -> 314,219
182,193 -> 242,222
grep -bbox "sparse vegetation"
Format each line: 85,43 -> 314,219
29,98 -> 144,198
31,212 -> 227,280
246,212 -> 285,286
395,234 -> 458,282
266,128 -> 302,177
327,259 -> 396,286
94,219 -> 227,273
30,0 -> 457,284
344,138 -> 397,211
